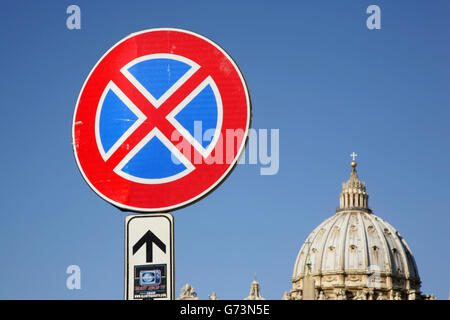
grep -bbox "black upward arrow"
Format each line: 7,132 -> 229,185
132,230 -> 166,263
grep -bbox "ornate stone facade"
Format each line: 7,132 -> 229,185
177,278 -> 264,300
245,276 -> 265,300
177,283 -> 199,300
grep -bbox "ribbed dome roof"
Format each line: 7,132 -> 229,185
292,210 -> 420,281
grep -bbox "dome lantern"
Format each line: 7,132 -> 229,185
337,152 -> 371,213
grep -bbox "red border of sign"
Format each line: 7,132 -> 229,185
72,28 -> 251,212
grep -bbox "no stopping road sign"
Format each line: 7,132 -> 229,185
72,28 -> 251,212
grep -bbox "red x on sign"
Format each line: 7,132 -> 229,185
72,29 -> 251,212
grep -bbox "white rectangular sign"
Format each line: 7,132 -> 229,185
125,213 -> 175,300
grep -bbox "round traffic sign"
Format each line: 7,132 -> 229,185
72,28 -> 251,212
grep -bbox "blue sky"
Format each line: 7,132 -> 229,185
0,0 -> 449,299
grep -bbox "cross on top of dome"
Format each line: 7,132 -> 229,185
350,152 -> 358,169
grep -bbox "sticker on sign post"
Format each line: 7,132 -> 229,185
72,28 -> 251,212
135,265 -> 166,299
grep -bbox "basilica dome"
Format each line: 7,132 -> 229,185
290,160 -> 421,300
